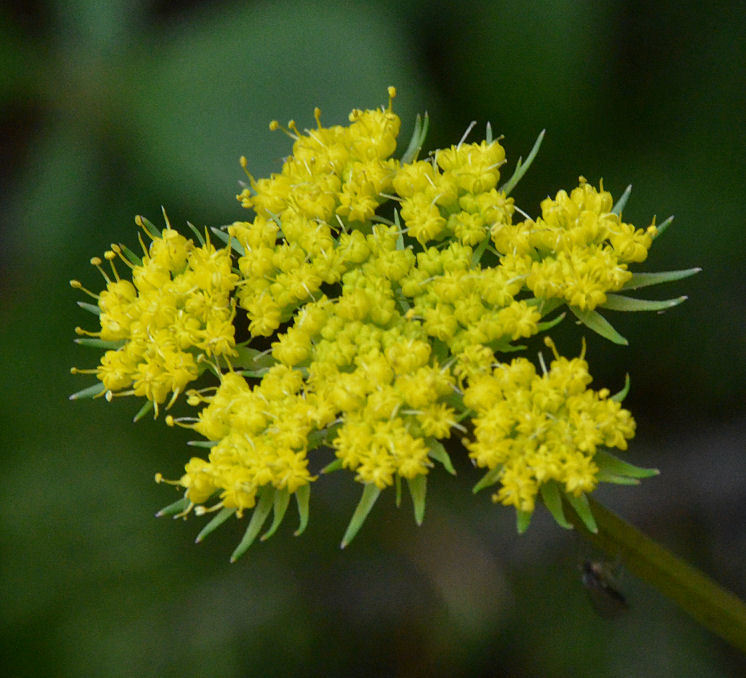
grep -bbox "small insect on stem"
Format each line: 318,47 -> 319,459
581,560 -> 629,618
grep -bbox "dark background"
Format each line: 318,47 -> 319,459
1,1 -> 744,675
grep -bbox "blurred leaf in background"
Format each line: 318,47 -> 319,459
1,1 -> 744,676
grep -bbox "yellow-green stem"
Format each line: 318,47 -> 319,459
567,497 -> 746,653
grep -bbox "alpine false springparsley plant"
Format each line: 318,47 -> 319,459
71,87 -> 698,557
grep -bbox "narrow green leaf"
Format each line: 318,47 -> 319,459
597,474 -> 640,485
210,227 -> 230,245
187,440 -> 217,448
611,184 -> 632,216
76,301 -> 101,315
540,482 -> 572,529
516,509 -> 533,534
186,221 -> 206,246
653,215 -> 674,238
210,226 -> 245,255
294,484 -> 311,536
621,268 -> 701,291
570,307 -> 628,345
340,484 -> 381,549
407,475 -> 427,525
489,340 -> 527,354
118,243 -> 142,266
611,374 -> 630,402
594,449 -> 659,480
261,488 -> 291,541
74,338 -> 125,349
471,236 -> 490,266
537,312 -> 565,332
156,496 -> 189,517
600,294 -> 687,312
427,439 -> 456,475
321,458 -> 343,474
230,486 -> 275,562
400,113 -> 422,164
401,112 -> 429,164
395,475 -> 402,508
195,507 -> 236,543
137,215 -> 161,239
500,129 -> 545,196
133,400 -> 154,422
472,465 -> 503,494
69,383 -> 105,400
565,493 -> 598,533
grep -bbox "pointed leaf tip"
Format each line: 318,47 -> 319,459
407,476 -> 427,526
261,488 -> 291,541
611,184 -> 632,216
473,465 -> 503,493
565,493 -> 598,533
69,383 -> 106,400
194,506 -> 235,543
570,306 -> 628,345
516,509 -> 533,534
294,484 -> 311,536
540,482 -> 572,529
427,439 -> 456,475
229,486 -> 275,562
621,268 -> 701,291
340,484 -> 381,549
600,294 -> 688,313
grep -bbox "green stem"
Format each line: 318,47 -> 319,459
566,496 -> 746,653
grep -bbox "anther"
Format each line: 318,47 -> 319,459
543,335 -> 560,360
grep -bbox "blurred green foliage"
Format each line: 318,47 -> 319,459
1,1 -> 744,676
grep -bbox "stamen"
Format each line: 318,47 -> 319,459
239,156 -> 260,192
387,85 -> 397,110
74,326 -> 101,338
69,279 -> 100,300
458,121 -> 477,148
90,257 -> 111,284
103,250 -> 121,280
543,336 -> 560,360
161,206 -> 173,231
194,502 -> 224,516
70,366 -> 97,375
538,351 -> 548,375
269,119 -> 300,140
135,215 -> 157,242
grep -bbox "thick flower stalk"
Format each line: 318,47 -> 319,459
71,87 -> 698,560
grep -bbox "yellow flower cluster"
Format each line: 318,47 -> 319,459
232,87 -> 401,337
464,343 -> 635,513
178,367 -> 327,514
492,177 -> 657,310
395,139 -> 511,246
72,89 -> 682,554
73,223 -> 238,412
